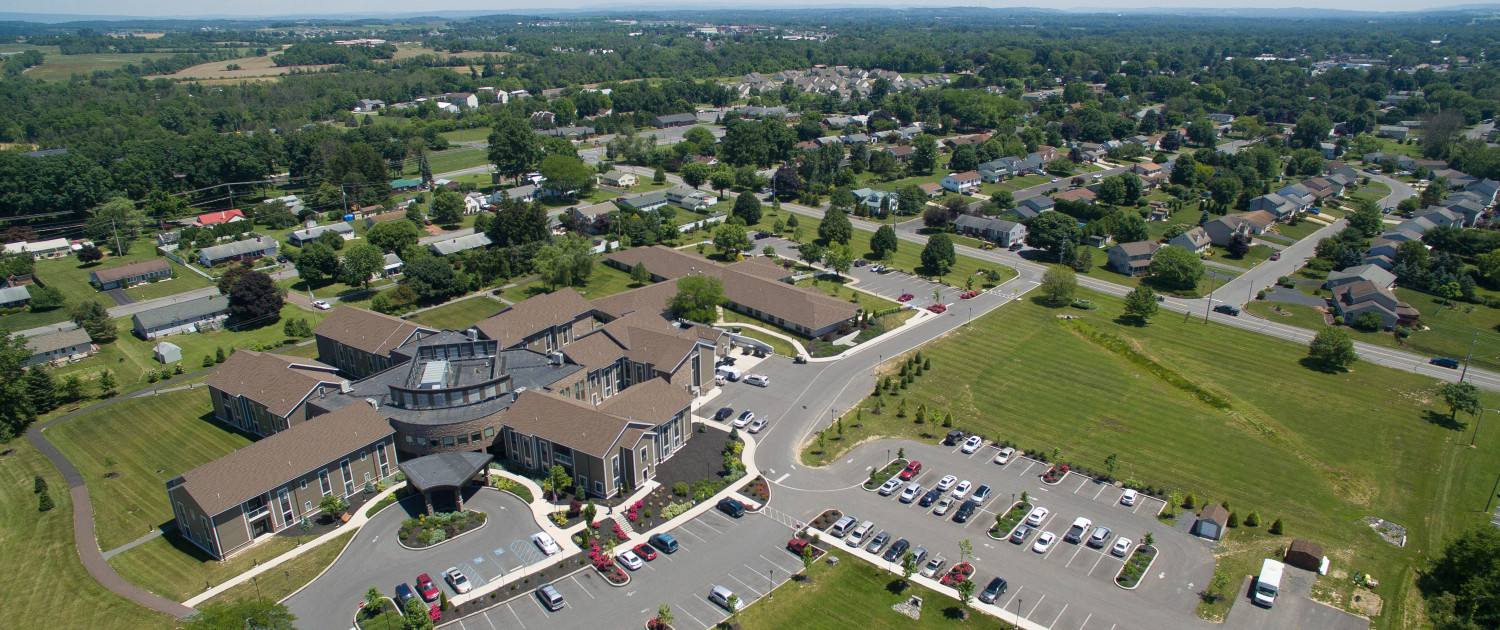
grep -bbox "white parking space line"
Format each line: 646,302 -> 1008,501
1073,478 -> 1089,493
747,562 -> 779,589
1024,594 -> 1046,619
483,611 -> 499,630
569,575 -> 596,599
1087,552 -> 1106,576
1092,485 -> 1108,501
1077,613 -> 1093,629
704,511 -> 737,528
761,553 -> 799,574
674,602 -> 707,629
507,603 -> 525,628
530,596 -> 551,619
1000,586 -> 1025,614
676,527 -> 708,542
693,519 -> 723,536
1048,604 -> 1070,629
1064,545 -> 1084,567
729,573 -> 763,596
1018,461 -> 1037,476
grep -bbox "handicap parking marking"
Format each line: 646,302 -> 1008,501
458,562 -> 487,588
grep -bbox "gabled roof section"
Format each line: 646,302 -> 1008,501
476,288 -> 593,347
313,306 -> 436,357
597,378 -> 693,423
204,351 -> 342,418
501,391 -> 650,458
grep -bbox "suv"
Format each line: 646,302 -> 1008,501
979,577 -> 1008,603
1009,524 -> 1033,544
1431,357 -> 1461,369
714,407 -> 735,421
1063,516 -> 1093,544
536,583 -> 566,611
918,488 -> 941,507
649,533 -> 679,554
898,461 -> 922,480
953,499 -> 979,523
717,497 -> 746,518
1087,526 -> 1113,548
1213,304 -> 1240,316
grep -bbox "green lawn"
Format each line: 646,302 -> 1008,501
0,442 -> 177,630
736,548 -> 1016,630
1271,219 -> 1326,242
27,51 -> 177,81
278,277 -> 394,300
405,147 -> 491,177
842,225 -> 1012,288
110,531 -> 301,602
46,388 -> 249,551
797,276 -> 903,312
801,287 -> 1500,629
1006,174 -> 1054,189
717,319 -> 800,357
0,241 -> 188,332
1244,300 -> 1330,331
1205,245 -> 1273,269
499,264 -> 640,303
1075,248 -> 1213,297
204,530 -> 356,607
439,127 -> 492,143
407,296 -> 505,330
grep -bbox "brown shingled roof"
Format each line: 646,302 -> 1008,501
313,306 -> 435,357
597,378 -> 693,423
176,403 -> 393,516
590,281 -> 677,319
476,288 -> 594,347
725,257 -> 792,281
561,331 -> 627,371
91,258 -> 171,285
204,351 -> 342,418
501,391 -> 649,459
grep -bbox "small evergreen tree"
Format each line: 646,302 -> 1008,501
942,412 -> 953,428
33,475 -> 47,494
38,490 -> 54,512
203,354 -> 215,367
215,347 -> 226,363
1269,518 -> 1284,535
1245,511 -> 1261,527
1182,492 -> 1197,510
1227,512 -> 1240,527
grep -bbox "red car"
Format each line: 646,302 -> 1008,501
787,538 -> 811,555
415,573 -> 439,602
898,460 -> 922,480
1270,252 -> 1281,261
897,293 -> 915,302
633,543 -> 658,561
928,304 -> 947,314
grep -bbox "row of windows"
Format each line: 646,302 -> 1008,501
403,427 -> 495,449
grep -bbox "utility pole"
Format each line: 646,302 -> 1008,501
111,219 -> 121,255
1203,275 -> 1217,324
1460,331 -> 1478,383
1486,471 -> 1500,514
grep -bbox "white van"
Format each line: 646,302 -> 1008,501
716,365 -> 742,382
846,520 -> 875,547
829,515 -> 858,537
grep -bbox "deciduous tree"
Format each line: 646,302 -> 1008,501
871,224 -> 899,260
1041,265 -> 1077,304
341,242 -> 384,289
1440,381 -> 1482,423
669,275 -> 724,323
228,271 -> 283,325
1122,286 -> 1158,324
1308,326 -> 1358,371
819,207 -> 853,245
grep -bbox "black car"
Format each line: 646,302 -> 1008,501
945,429 -> 965,446
979,577 -> 1008,604
1431,357 -> 1461,369
952,499 -> 980,523
717,497 -> 745,518
714,407 -> 734,421
918,488 -> 942,507
882,538 -> 910,562
1213,304 -> 1240,316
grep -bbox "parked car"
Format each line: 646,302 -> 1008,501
734,411 -> 754,428
394,583 -> 417,610
1063,517 -> 1093,544
953,499 -> 980,523
1032,531 -> 1057,553
1112,537 -> 1133,557
1213,304 -> 1240,316
979,577 -> 1009,603
744,374 -> 770,387
972,484 -> 992,503
950,480 -> 972,500
933,496 -> 954,516
899,482 -> 923,503
920,555 -> 948,578
633,543 -> 657,561
909,546 -> 929,565
1088,526 -> 1113,548
866,531 -> 890,554
1025,506 -> 1050,526
898,461 -> 922,480
882,538 -> 911,562
878,477 -> 903,496
709,585 -> 746,611
714,407 -> 735,421
650,533 -> 679,554
961,435 -> 984,454
919,488 -> 942,507
532,532 -> 561,556
897,293 -> 915,302
718,497 -> 746,517
415,574 -> 439,602
870,264 -> 886,272
1120,489 -> 1139,506
1270,252 -> 1281,261
1431,357 -> 1461,369
617,549 -> 644,571
935,474 -> 958,491
445,567 -> 472,594
787,538 -> 811,555
993,446 -> 1015,465
1009,524 -> 1033,544
536,583 -> 566,611
747,417 -> 767,433
312,300 -> 331,310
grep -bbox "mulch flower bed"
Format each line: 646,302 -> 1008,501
739,476 -> 770,504
940,562 -> 975,586
587,541 -> 629,585
1041,465 -> 1069,484
810,509 -> 843,531
398,510 -> 486,548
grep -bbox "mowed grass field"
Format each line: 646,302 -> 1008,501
498,263 -> 640,303
403,146 -> 491,177
146,53 -> 337,81
46,388 -> 249,551
111,530 -> 301,602
806,288 -> 1500,628
737,548 -> 1015,630
13,46 -> 178,81
0,443 -> 177,630
407,296 -> 506,330
0,241 -> 201,332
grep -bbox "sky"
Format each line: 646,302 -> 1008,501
7,0 -> 1461,19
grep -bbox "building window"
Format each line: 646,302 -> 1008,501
443,436 -> 455,446
457,435 -> 469,445
430,438 -> 441,448
360,450 -> 367,461
484,427 -> 494,438
406,435 -> 415,445
594,480 -> 604,494
471,432 -> 482,443
300,479 -> 308,490
319,470 -> 332,495
305,500 -> 312,511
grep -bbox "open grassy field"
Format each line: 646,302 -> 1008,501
111,530 -> 301,602
846,224 -> 1014,288
1244,300 -> 1331,331
736,548 -> 1016,630
46,387 -> 248,551
1205,244 -> 1274,269
407,296 -> 506,330
145,52 -> 337,81
1076,247 -> 1218,297
0,240 -> 195,332
797,276 -> 903,313
1271,218 -> 1328,241
19,47 -> 178,81
440,127 -> 494,144
204,530 -> 357,607
499,263 -> 639,303
802,287 -> 1500,628
405,147 -> 491,177
0,442 -> 177,630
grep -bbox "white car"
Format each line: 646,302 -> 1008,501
878,477 -> 903,496
532,531 -> 561,556
961,435 -> 983,454
1120,489 -> 1139,506
932,496 -> 954,516
919,555 -> 948,578
993,447 -> 1015,465
617,549 -> 644,571
1032,531 -> 1057,554
708,585 -> 745,611
899,482 -> 922,503
312,300 -> 331,310
747,417 -> 767,433
734,411 -> 754,428
935,475 -> 958,492
1112,537 -> 1133,557
950,480 -> 972,500
1025,506 -> 1050,526
744,374 -> 770,387
445,567 -> 472,594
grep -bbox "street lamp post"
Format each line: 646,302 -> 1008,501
1472,408 -> 1497,447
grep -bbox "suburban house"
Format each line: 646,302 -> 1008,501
1376,125 -> 1408,141
652,113 -> 699,128
313,307 -> 439,379
569,202 -> 618,234
382,253 -> 404,277
198,237 -> 278,267
1106,241 -> 1163,276
0,285 -> 30,309
1167,226 -> 1212,255
1053,188 -> 1097,203
287,222 -> 355,247
354,99 -> 385,112
601,170 -> 639,188
666,185 -> 718,212
941,171 -> 981,195
194,209 -> 246,227
606,246 -> 860,338
1203,212 -> 1276,246
24,327 -> 94,366
1194,504 -> 1231,540
1325,264 -> 1396,291
489,184 -> 540,204
953,215 -> 1027,247
884,145 -> 915,162
90,259 -> 173,290
1330,279 -> 1418,330
851,188 -> 899,214
164,402 -> 395,560
132,294 -> 231,339
429,232 -> 493,257
477,287 -> 596,352
206,351 -> 347,437
364,211 -> 408,230
1466,178 -> 1500,205
11,238 -> 71,260
463,192 -> 486,215
1014,196 -> 1055,219
1247,193 -> 1306,221
622,191 -> 670,213
538,126 -> 596,141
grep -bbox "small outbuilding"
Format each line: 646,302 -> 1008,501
1285,539 -> 1325,572
1193,504 -> 1230,540
154,341 -> 182,364
399,451 -> 494,515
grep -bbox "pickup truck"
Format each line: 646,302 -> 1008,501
1062,516 -> 1093,544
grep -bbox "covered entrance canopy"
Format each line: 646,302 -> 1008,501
399,451 -> 493,515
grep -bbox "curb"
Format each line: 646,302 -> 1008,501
594,564 -> 631,587
439,565 -> 591,628
1114,545 -> 1159,590
352,596 -> 402,630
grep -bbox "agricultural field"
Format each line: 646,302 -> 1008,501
145,52 -> 337,81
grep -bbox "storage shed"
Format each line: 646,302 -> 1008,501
1285,539 -> 1324,572
154,341 -> 182,364
1193,504 -> 1230,540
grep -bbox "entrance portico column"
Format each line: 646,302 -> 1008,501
455,487 -> 464,512
423,491 -> 434,516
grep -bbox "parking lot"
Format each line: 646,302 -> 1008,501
441,506 -> 803,630
755,235 -> 965,309
810,438 -> 1214,630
